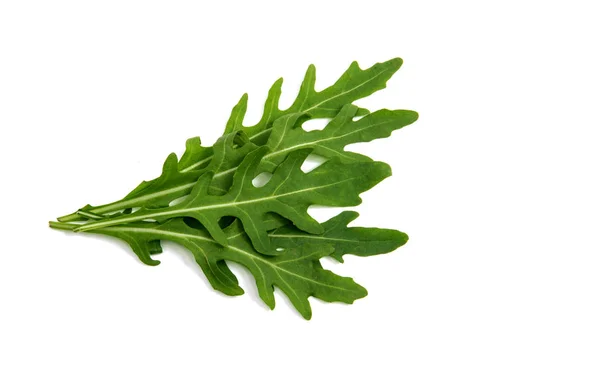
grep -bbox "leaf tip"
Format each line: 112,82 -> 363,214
373,161 -> 393,181
338,210 -> 360,225
357,284 -> 368,299
163,153 -> 180,173
403,109 -> 419,124
388,57 -> 404,69
331,254 -> 345,263
184,136 -> 201,148
141,256 -> 161,266
392,231 -> 409,249
302,64 -> 317,90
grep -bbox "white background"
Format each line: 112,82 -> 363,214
1,1 -> 599,378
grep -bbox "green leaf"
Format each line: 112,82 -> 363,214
61,101 -> 416,225
269,211 -> 408,263
74,148 -> 391,255
224,58 -> 404,145
86,219 -> 377,320
51,210 -> 407,319
57,58 -> 404,222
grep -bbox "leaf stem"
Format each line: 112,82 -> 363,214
57,211 -> 83,222
48,221 -> 79,231
77,210 -> 105,220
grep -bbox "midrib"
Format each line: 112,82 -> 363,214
264,120 -> 390,159
78,178 -> 355,231
180,155 -> 212,173
268,234 -> 358,244
93,182 -> 196,214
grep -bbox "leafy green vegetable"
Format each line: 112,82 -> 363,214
51,58 -> 417,318
73,148 -> 391,255
224,58 -> 403,145
58,58 -> 404,222
50,212 -> 406,319
60,102 -> 416,228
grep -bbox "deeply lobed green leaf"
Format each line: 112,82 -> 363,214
51,211 -> 406,319
58,58 -> 404,222
224,58 -> 404,145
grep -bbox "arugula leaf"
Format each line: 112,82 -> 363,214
57,58 -> 404,222
109,220 -> 363,320
51,211 -> 406,319
59,101 -> 416,225
73,148 -> 391,255
224,58 -> 404,145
